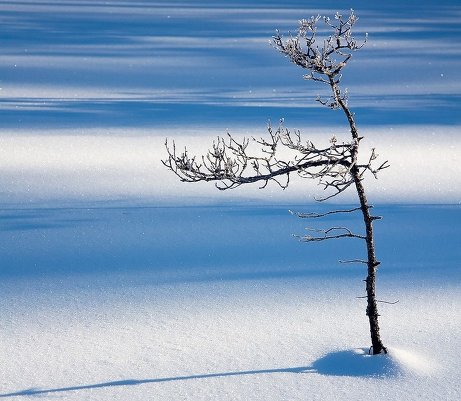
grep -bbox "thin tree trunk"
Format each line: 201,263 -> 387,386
331,78 -> 387,355
352,169 -> 387,354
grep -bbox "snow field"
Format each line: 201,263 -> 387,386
0,270 -> 459,400
1,0 -> 460,399
0,205 -> 459,400
0,125 -> 460,205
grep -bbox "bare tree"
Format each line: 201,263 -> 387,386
163,10 -> 389,355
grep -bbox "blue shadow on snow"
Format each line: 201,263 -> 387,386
0,349 -> 398,398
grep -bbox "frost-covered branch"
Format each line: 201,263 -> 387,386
273,9 -> 366,108
163,124 -> 357,194
164,9 -> 386,198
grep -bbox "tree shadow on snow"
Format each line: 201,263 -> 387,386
0,349 -> 400,398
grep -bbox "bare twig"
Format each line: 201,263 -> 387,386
357,296 -> 399,305
295,226 -> 366,242
289,206 -> 361,219
339,259 -> 368,264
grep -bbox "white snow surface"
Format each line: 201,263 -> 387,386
0,205 -> 460,400
1,1 -> 461,400
0,125 -> 460,205
1,274 -> 459,401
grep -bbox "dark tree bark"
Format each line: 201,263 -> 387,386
329,76 -> 387,354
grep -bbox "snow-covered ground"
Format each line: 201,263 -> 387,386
0,125 -> 460,205
1,1 -> 460,400
0,205 -> 460,400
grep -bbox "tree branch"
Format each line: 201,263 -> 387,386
289,206 -> 361,219
273,9 -> 367,90
357,296 -> 399,305
294,226 -> 366,242
339,259 -> 368,264
163,124 -> 355,195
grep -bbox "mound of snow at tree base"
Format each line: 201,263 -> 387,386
386,348 -> 436,376
311,347 -> 436,378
